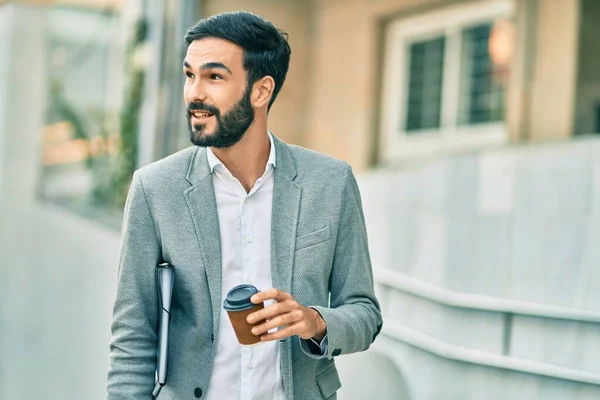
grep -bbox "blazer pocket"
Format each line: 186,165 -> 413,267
316,363 -> 341,399
295,225 -> 330,251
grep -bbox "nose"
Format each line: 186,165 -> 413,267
186,81 -> 208,104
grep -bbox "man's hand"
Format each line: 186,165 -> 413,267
247,288 -> 327,342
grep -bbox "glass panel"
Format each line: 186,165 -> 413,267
595,103 -> 600,134
458,22 -> 506,125
404,36 -> 445,133
39,5 -> 143,229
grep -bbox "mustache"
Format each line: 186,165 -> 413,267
187,102 -> 220,117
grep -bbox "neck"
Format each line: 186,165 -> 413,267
211,121 -> 271,193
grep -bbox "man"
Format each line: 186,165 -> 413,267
107,11 -> 382,400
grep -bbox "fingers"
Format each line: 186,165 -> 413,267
251,309 -> 303,336
259,325 -> 299,342
247,298 -> 299,324
251,288 -> 292,304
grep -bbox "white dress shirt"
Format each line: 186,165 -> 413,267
203,133 -> 327,399
204,133 -> 285,400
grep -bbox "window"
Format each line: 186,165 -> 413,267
39,4 -> 138,229
405,37 -> 445,132
595,103 -> 600,134
459,23 -> 505,125
380,0 -> 514,162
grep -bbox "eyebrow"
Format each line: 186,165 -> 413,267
183,60 -> 232,75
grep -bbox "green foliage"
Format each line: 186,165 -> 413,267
112,66 -> 144,208
110,18 -> 148,208
46,17 -> 148,213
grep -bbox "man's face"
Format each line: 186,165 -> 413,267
183,38 -> 254,148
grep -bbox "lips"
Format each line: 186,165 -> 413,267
190,111 -> 214,119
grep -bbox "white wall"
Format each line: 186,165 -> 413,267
353,137 -> 600,400
0,4 -> 14,197
366,335 -> 600,400
360,139 -> 600,309
0,4 -> 121,400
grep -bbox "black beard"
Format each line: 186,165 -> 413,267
187,85 -> 255,148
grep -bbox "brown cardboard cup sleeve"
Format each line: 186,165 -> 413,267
223,284 -> 266,345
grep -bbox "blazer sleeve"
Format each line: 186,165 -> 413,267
107,171 -> 161,399
301,165 -> 383,360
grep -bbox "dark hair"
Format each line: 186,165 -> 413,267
184,11 -> 291,110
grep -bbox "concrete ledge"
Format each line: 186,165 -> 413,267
382,320 -> 600,386
376,267 -> 600,324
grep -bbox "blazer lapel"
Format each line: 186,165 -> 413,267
270,135 -> 301,296
270,136 -> 301,400
184,147 -> 223,334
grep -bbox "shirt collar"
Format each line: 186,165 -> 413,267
206,132 -> 276,173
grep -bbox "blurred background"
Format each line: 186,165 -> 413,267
1,0 -> 600,398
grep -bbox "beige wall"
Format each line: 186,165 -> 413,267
527,0 -> 580,141
495,0 -> 584,142
505,0 -> 531,142
305,0 -> 462,170
308,0 -> 585,165
202,0 -> 314,147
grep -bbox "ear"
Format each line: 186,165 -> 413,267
252,76 -> 275,108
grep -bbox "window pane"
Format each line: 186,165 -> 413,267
39,6 -> 138,229
404,36 -> 445,133
458,22 -> 505,125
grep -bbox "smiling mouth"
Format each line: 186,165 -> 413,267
190,111 -> 214,120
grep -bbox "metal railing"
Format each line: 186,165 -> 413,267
375,267 -> 600,386
375,268 -> 600,323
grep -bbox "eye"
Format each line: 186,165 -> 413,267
185,71 -> 195,79
210,74 -> 223,80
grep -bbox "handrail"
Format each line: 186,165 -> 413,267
375,267 -> 600,324
381,320 -> 600,386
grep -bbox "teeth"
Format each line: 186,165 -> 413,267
192,112 -> 211,118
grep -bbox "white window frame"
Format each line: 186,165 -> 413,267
379,0 -> 515,164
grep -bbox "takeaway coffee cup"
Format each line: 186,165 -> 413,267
223,284 -> 265,345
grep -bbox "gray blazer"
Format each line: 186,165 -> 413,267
107,135 -> 383,400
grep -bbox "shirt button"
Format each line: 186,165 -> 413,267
245,236 -> 252,243
247,364 -> 253,369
